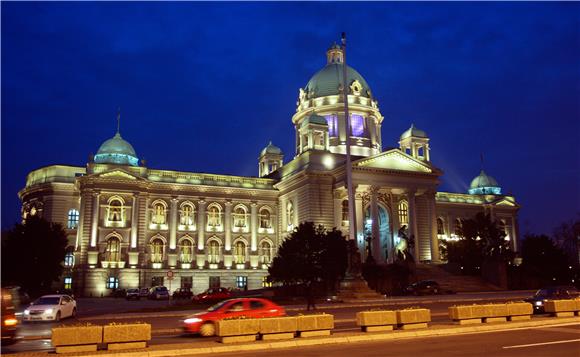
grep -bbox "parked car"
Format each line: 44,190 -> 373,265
404,280 -> 441,296
126,288 -> 140,300
148,286 -> 170,300
524,286 -> 580,314
1,288 -> 18,345
183,298 -> 285,336
173,288 -> 193,299
22,294 -> 76,322
192,287 -> 232,304
111,288 -> 127,298
139,288 -> 150,298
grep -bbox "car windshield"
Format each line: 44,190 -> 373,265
534,289 -> 555,298
34,297 -> 60,305
207,300 -> 231,312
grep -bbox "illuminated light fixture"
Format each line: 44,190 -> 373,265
366,219 -> 372,225
322,155 -> 334,169
4,318 -> 17,326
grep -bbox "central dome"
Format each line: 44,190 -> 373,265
304,44 -> 373,99
94,132 -> 139,166
305,63 -> 372,99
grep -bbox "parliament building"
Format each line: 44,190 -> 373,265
19,44 -> 520,296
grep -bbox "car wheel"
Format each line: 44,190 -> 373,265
55,311 -> 61,322
199,322 -> 215,337
71,308 -> 77,318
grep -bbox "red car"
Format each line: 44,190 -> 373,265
192,287 -> 232,303
183,298 -> 286,336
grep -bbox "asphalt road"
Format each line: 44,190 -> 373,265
2,291 -> 535,354
214,324 -> 580,357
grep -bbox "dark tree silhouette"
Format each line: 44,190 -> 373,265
520,234 -> 571,286
553,217 -> 580,268
268,222 -> 347,308
1,216 -> 68,297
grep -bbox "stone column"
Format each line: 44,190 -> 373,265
250,202 -> 258,252
224,200 -> 232,251
355,188 -> 365,253
90,191 -> 100,248
370,186 -> 381,263
169,197 -> 178,250
407,189 -> 419,260
75,194 -> 85,250
130,193 -> 139,249
388,191 -> 397,264
428,190 -> 440,262
281,198 -> 288,232
197,199 -> 206,250
333,194 -> 342,230
308,131 -> 313,150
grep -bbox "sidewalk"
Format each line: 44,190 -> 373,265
11,316 -> 579,356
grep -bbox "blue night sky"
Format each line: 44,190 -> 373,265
2,2 -> 579,236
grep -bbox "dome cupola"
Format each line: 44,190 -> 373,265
468,170 -> 502,195
259,141 -> 283,177
399,124 -> 431,162
93,111 -> 139,166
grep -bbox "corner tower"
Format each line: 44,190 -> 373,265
292,44 -> 384,158
258,142 -> 283,177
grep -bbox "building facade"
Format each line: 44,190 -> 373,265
19,45 -> 519,296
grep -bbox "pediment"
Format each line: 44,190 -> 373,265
354,149 -> 432,173
97,169 -> 139,180
494,198 -> 516,207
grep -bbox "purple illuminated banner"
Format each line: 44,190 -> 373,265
351,114 -> 365,137
325,114 -> 338,136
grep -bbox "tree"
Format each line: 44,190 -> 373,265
1,216 -> 68,297
268,222 -> 347,305
442,212 -> 512,275
520,234 -> 571,286
553,216 -> 580,268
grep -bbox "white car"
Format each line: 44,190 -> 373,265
23,294 -> 76,322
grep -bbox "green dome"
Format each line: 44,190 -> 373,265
400,124 -> 428,140
260,141 -> 282,156
305,63 -> 372,99
468,170 -> 501,195
94,132 -> 139,166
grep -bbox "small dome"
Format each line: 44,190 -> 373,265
301,113 -> 328,128
400,124 -> 428,140
260,141 -> 282,156
468,170 -> 501,195
94,132 -> 139,166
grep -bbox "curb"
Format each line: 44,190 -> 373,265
17,317 -> 579,356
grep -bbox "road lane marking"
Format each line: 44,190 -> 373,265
503,339 -> 580,349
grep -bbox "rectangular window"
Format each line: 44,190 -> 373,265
325,115 -> 338,137
106,276 -> 119,289
64,277 -> 72,290
351,114 -> 365,137
151,276 -> 164,287
236,276 -> 248,289
209,276 -> 220,289
181,276 -> 192,289
262,276 -> 272,288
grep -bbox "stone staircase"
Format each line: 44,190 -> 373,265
413,264 -> 502,293
337,278 -> 385,302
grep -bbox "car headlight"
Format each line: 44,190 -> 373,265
535,301 -> 543,306
184,317 -> 202,324
24,310 -> 30,315
45,308 -> 54,314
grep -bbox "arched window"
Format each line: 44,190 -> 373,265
398,201 -> 409,226
150,238 -> 164,263
207,204 -> 222,228
207,240 -> 220,264
67,209 -> 79,229
108,198 -> 123,222
179,239 -> 193,263
105,237 -> 121,262
259,208 -> 271,229
437,217 -> 445,235
341,200 -> 349,223
286,201 -> 294,231
180,203 -> 195,226
234,241 -> 246,264
454,218 -> 462,236
260,240 -> 272,264
151,201 -> 167,225
64,247 -> 75,267
233,206 -> 247,228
